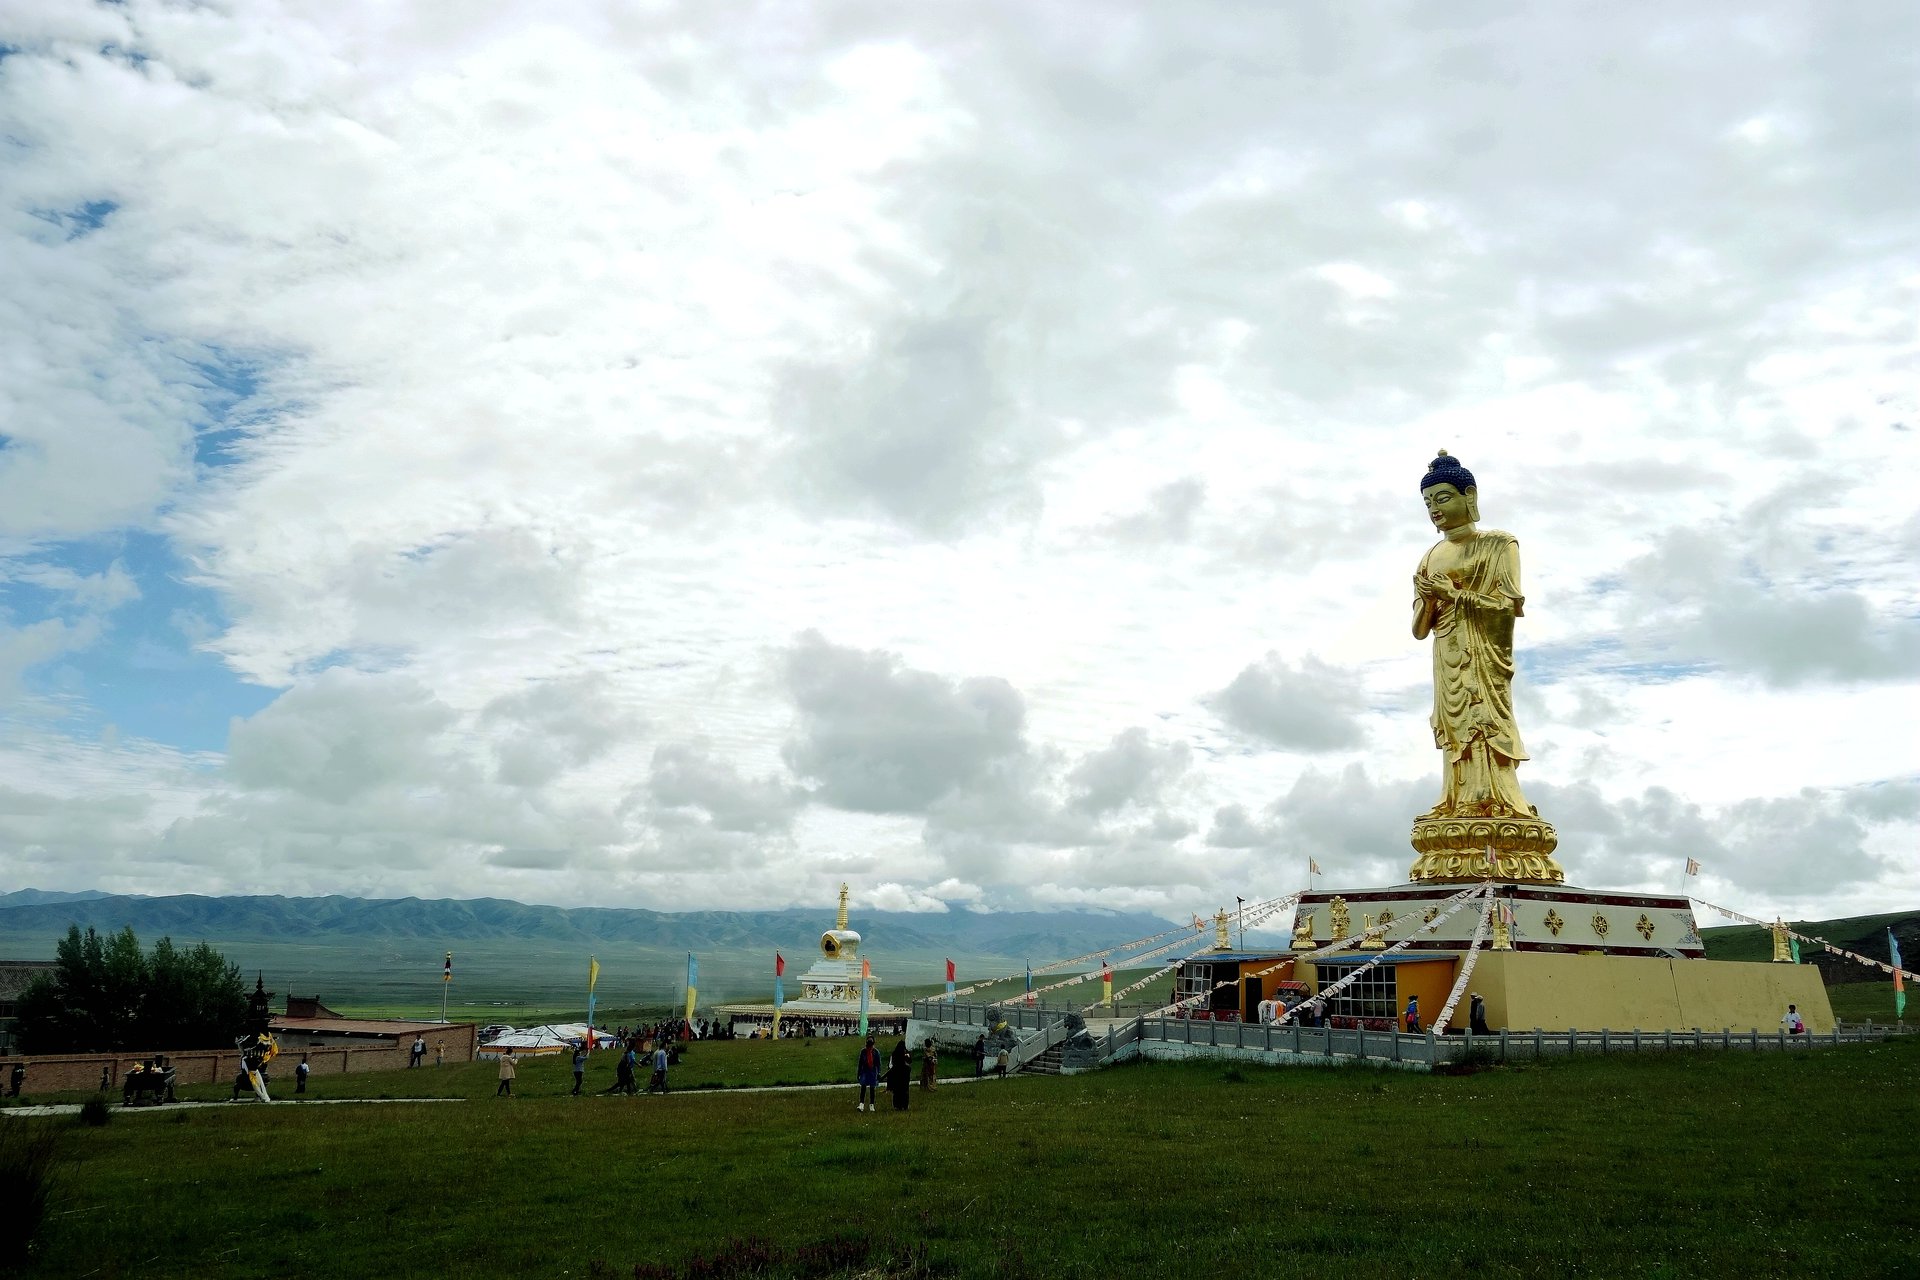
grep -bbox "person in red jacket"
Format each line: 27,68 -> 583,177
854,1035 -> 881,1112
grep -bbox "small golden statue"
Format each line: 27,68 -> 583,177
1770,919 -> 1791,963
1360,914 -> 1387,950
1291,911 -> 1316,951
1490,903 -> 1513,951
1328,896 -> 1350,942
1214,909 -> 1232,951
1407,451 -> 1564,885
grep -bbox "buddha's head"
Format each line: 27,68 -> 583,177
1420,450 -> 1479,530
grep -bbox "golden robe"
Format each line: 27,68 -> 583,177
1417,529 -> 1534,819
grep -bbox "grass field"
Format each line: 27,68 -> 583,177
7,1034 -> 1917,1278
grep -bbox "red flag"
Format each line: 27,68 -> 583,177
1101,961 -> 1112,981
775,953 -> 785,976
945,958 -> 956,982
861,956 -> 871,980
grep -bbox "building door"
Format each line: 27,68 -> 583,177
1244,975 -> 1263,1021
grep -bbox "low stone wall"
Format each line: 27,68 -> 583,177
2,1033 -> 475,1096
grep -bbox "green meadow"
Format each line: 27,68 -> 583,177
7,1034 -> 1916,1278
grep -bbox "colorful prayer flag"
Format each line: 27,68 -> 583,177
775,952 -> 785,977
587,956 -> 600,994
1101,960 -> 1113,1008
684,953 -> 698,1021
1685,858 -> 1701,876
1309,857 -> 1323,876
944,956 -> 956,1002
858,976 -> 870,1036
1893,931 -> 1907,1019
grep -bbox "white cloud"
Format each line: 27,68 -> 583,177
1211,654 -> 1370,751
0,0 -> 1911,924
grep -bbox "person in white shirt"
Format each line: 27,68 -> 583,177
1781,1004 -> 1805,1035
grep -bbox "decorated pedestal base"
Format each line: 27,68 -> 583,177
1289,881 -> 1834,1033
1407,814 -> 1565,885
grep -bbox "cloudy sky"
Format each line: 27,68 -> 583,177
2,1 -> 1914,924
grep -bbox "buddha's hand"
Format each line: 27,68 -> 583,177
1416,571 -> 1457,602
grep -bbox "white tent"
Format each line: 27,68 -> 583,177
480,1023 -> 594,1056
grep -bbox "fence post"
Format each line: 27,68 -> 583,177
1749,1029 -> 1759,1051
1357,1030 -> 1368,1061
1632,1029 -> 1641,1053
1293,1025 -> 1303,1054
1533,1028 -> 1543,1058
1392,1031 -> 1402,1063
1601,1029 -> 1610,1055
1322,1027 -> 1333,1059
1567,1028 -> 1577,1056
1499,1028 -> 1509,1061
1426,1030 -> 1437,1064
1722,1028 -> 1731,1050
1662,1029 -> 1671,1052
1777,1029 -> 1786,1051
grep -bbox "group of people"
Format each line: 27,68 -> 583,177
608,1017 -> 725,1046
853,1034 -> 942,1111
576,1039 -> 672,1097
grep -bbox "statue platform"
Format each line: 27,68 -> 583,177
1292,882 -> 1832,1033
1294,882 -> 1703,958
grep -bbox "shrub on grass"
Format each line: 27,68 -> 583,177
0,1119 -> 62,1269
78,1095 -> 112,1128
613,1233 -> 923,1279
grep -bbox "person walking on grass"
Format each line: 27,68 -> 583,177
855,1034 -> 881,1112
410,1034 -> 426,1068
919,1039 -> 938,1091
649,1043 -> 669,1094
495,1049 -> 517,1097
973,1034 -> 986,1078
571,1043 -> 588,1095
1404,996 -> 1421,1035
295,1054 -> 310,1095
887,1038 -> 912,1111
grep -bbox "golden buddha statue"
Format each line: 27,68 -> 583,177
1406,452 -> 1564,885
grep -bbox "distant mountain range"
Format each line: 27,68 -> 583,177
0,889 -> 1195,964
0,888 -> 118,908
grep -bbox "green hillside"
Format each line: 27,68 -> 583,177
1700,909 -> 1915,965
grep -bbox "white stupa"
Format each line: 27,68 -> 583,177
781,883 -> 903,1016
717,883 -> 907,1033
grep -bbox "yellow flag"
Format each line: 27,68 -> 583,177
588,956 -> 601,993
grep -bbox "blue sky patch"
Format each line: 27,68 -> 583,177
7,531 -> 275,752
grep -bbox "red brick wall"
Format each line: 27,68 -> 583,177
3,1024 -> 477,1096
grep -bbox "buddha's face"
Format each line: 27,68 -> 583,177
1422,483 -> 1476,531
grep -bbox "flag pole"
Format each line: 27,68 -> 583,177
441,951 -> 452,1022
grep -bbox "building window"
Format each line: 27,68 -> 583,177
1322,963 -> 1398,1024
1177,963 -> 1212,1001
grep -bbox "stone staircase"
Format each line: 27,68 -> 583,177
1021,1043 -> 1066,1075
